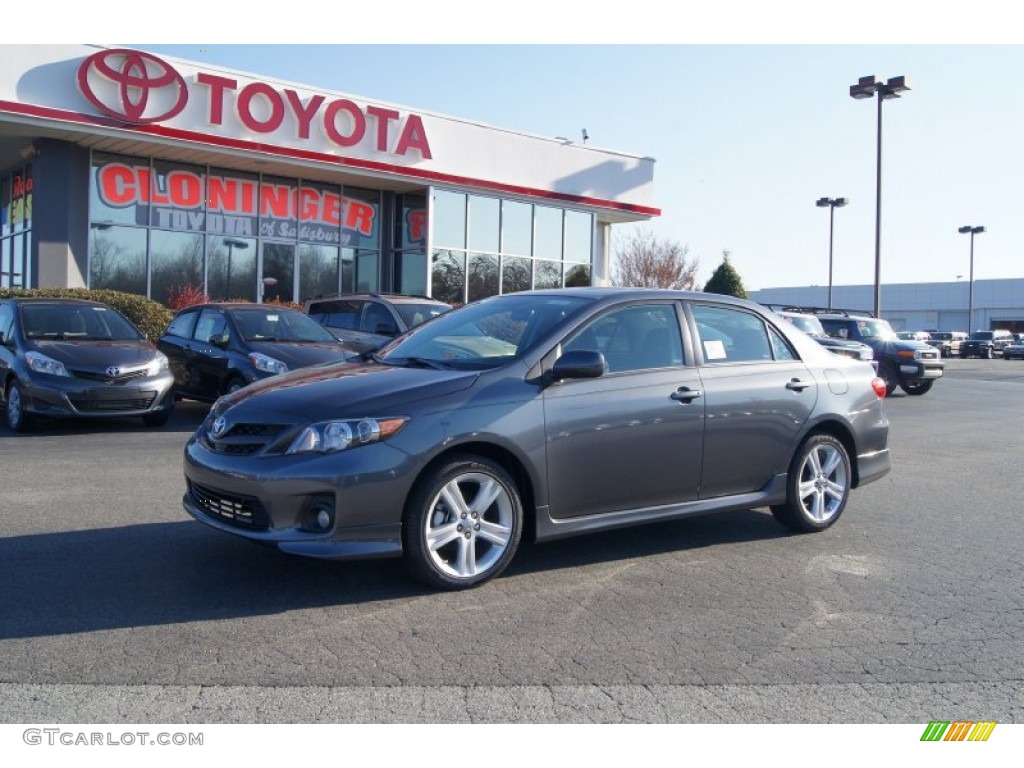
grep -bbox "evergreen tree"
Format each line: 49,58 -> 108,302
703,251 -> 749,299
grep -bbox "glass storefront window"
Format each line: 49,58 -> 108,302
91,153 -> 151,227
344,186 -> 382,250
564,210 -> 592,264
565,263 -> 591,287
1,237 -> 9,288
298,243 -> 340,301
298,180 -> 343,246
207,166 -> 259,239
432,250 -> 466,306
500,200 -> 532,256
432,190 -> 465,249
89,225 -> 147,296
397,251 -> 427,296
150,229 -> 204,306
534,205 -> 563,260
467,253 -> 499,302
534,259 -> 563,290
150,160 -> 206,231
356,250 -> 379,293
467,195 -> 500,253
207,235 -> 257,302
261,241 -> 295,303
1,175 -> 9,238
260,176 -> 299,241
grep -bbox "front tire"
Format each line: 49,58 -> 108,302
142,406 -> 173,427
403,455 -> 523,590
901,380 -> 934,396
5,380 -> 34,432
771,433 -> 851,533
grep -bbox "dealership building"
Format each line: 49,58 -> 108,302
0,45 -> 658,306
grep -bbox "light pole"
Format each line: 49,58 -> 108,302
849,74 -> 910,318
958,225 -> 985,336
223,238 -> 248,300
816,197 -> 848,309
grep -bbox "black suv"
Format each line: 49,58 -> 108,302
794,307 -> 944,396
960,329 -> 1014,359
304,293 -> 452,354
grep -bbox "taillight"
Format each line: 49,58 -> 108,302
871,377 -> 887,399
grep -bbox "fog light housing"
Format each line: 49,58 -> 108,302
301,497 -> 336,532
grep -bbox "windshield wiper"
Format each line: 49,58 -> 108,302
397,356 -> 452,370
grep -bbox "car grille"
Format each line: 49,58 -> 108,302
202,423 -> 289,456
70,368 -> 151,385
68,390 -> 156,412
188,481 -> 271,530
920,349 -> 939,360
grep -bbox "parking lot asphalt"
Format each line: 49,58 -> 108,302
1,357 -> 1022,723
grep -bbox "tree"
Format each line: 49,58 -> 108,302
612,228 -> 699,290
703,250 -> 749,299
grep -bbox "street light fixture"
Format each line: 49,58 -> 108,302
223,238 -> 249,300
816,196 -> 848,309
849,74 -> 911,318
958,225 -> 985,336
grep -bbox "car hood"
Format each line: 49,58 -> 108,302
29,339 -> 159,369
246,340 -> 353,368
215,360 -> 480,422
813,335 -> 870,351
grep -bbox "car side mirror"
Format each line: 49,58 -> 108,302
550,350 -> 606,381
375,322 -> 399,337
211,333 -> 230,348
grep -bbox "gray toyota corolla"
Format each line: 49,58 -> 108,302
182,288 -> 890,590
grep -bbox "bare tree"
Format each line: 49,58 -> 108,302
612,228 -> 699,290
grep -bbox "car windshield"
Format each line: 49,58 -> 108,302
376,294 -> 592,369
855,319 -> 898,341
22,304 -> 143,341
393,302 -> 451,329
229,307 -> 338,343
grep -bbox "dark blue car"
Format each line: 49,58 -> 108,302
157,303 -> 353,404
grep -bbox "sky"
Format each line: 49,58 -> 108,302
35,3 -> 1024,292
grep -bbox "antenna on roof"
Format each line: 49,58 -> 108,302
581,128 -> 589,144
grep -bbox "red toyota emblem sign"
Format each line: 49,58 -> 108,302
77,48 -> 188,125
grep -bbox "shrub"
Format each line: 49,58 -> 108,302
0,287 -> 174,340
167,283 -> 208,310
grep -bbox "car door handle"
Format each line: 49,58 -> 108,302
786,378 -> 812,392
670,386 -> 703,402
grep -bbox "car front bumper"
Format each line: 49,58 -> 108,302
20,371 -> 175,419
181,433 -> 423,560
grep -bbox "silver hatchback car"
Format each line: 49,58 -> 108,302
182,289 -> 890,590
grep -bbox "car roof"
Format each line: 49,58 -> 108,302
305,293 -> 450,306
6,297 -> 111,308
177,302 -> 304,313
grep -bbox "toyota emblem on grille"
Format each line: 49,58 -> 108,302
210,417 -> 228,438
106,366 -> 122,377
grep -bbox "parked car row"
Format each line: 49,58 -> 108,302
1,293 -> 452,430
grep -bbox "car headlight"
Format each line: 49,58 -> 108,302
286,417 -> 408,454
25,351 -> 70,377
148,352 -> 170,376
248,352 -> 288,374
858,348 -> 874,362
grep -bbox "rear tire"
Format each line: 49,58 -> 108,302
771,433 -> 851,533
225,376 -> 247,395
